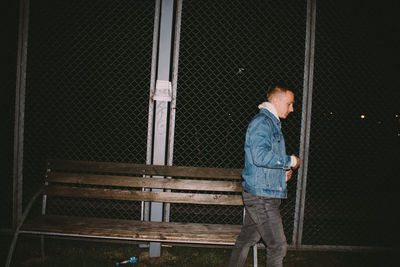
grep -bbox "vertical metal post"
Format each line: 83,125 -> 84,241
143,0 -> 161,223
149,0 -> 175,257
164,0 -> 182,222
293,0 -> 316,247
13,0 -> 30,230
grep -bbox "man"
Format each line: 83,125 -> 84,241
229,85 -> 301,267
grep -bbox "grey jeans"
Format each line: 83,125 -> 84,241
229,191 -> 287,267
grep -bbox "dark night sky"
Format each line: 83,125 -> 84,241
346,0 -> 400,105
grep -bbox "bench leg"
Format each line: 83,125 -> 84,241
5,230 -> 20,267
253,244 -> 258,267
6,187 -> 43,267
41,235 -> 45,263
149,242 -> 161,257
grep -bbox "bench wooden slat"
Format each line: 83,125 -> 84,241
21,215 -> 241,244
48,160 -> 242,180
47,172 -> 242,192
44,185 -> 244,206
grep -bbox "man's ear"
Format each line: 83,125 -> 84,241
269,94 -> 278,104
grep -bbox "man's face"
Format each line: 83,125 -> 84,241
273,91 -> 295,119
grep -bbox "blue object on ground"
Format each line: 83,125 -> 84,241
115,256 -> 137,265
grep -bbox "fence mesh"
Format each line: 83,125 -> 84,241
22,0 -> 155,219
171,0 -> 307,232
304,0 -> 399,247
0,0 -> 19,229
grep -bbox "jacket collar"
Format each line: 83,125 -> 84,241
258,102 -> 280,121
259,108 -> 281,127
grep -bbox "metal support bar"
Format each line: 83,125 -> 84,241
164,0 -> 183,223
149,0 -> 175,257
166,0 -> 182,167
13,0 -> 30,231
143,0 -> 161,223
293,0 -> 317,247
253,244 -> 258,267
6,187 -> 43,267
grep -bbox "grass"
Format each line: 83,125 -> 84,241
3,235 -> 398,267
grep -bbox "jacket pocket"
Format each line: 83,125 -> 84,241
263,168 -> 283,191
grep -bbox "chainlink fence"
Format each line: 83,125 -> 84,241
170,0 -> 306,233
21,0 -> 155,220
2,0 -> 398,250
0,0 -> 18,229
304,1 -> 398,247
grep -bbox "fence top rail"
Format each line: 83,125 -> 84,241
47,160 -> 243,180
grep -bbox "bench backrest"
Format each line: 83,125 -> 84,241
44,160 -> 244,206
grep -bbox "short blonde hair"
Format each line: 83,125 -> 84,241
267,84 -> 291,101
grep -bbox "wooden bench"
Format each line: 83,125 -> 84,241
7,160 -> 261,266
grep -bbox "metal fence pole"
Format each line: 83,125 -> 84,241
293,0 -> 316,248
149,0 -> 175,257
13,0 -> 30,230
164,0 -> 183,222
143,0 -> 161,223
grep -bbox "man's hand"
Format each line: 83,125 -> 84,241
291,155 -> 301,169
286,169 -> 293,182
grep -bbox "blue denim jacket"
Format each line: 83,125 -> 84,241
242,108 -> 291,198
